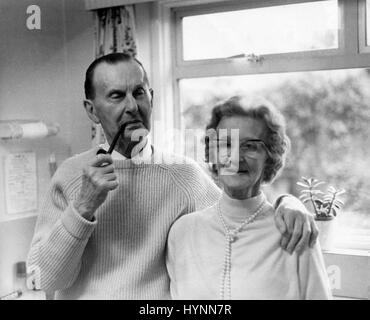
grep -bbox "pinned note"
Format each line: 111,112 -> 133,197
4,152 -> 37,215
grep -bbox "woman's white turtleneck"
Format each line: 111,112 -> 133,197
166,191 -> 332,300
219,190 -> 265,226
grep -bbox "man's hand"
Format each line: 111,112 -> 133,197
74,154 -> 118,220
274,195 -> 319,255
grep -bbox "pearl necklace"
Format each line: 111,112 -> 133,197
217,197 -> 266,300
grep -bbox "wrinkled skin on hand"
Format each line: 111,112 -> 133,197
74,153 -> 119,220
274,195 -> 319,255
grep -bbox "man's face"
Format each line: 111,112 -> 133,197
88,60 -> 153,145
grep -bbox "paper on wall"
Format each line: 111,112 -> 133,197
4,152 -> 37,215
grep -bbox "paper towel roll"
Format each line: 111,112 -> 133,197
21,122 -> 49,139
0,121 -> 60,139
21,122 -> 60,139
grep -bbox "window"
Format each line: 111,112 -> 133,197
181,0 -> 338,61
165,0 -> 370,251
180,69 -> 370,250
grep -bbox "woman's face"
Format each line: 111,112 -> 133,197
216,116 -> 268,198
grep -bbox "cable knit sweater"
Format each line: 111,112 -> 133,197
27,146 -> 221,299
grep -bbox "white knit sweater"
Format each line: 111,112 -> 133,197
27,147 -> 221,299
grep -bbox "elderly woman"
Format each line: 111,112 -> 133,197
166,96 -> 331,300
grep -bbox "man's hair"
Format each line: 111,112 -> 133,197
84,52 -> 150,100
204,95 -> 290,183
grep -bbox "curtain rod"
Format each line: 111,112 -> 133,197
85,0 -> 235,11
85,0 -> 152,11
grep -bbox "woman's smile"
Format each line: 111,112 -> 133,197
215,116 -> 268,198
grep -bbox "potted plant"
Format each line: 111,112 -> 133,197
297,177 -> 346,250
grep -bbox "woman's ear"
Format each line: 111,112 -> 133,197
83,100 -> 100,124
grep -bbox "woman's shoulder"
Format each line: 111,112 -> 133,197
169,206 -> 216,238
175,205 -> 216,226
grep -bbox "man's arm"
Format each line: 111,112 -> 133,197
27,181 -> 97,292
274,195 -> 319,255
27,153 -> 118,292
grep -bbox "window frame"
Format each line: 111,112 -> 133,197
172,0 -> 370,79
167,0 -> 370,132
149,0 -> 370,159
359,0 -> 370,53
148,0 -> 370,253
175,0 -> 344,67
150,0 -> 370,133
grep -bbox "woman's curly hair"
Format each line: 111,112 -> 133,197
204,96 -> 290,183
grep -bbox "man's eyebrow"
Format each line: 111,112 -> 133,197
107,89 -> 125,96
133,82 -> 146,89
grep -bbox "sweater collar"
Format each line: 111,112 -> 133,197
219,190 -> 266,222
100,135 -> 152,162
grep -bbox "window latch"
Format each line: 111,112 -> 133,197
227,53 -> 264,63
246,53 -> 264,63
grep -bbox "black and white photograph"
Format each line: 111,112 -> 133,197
0,0 -> 369,305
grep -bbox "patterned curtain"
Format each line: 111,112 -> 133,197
91,5 -> 137,146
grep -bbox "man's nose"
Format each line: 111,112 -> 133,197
124,94 -> 138,113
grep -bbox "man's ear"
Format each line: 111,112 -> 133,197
83,99 -> 100,124
149,88 -> 154,107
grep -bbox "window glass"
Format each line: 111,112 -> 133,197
180,69 -> 370,250
182,1 -> 338,60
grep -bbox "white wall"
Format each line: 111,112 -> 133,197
0,0 -> 157,297
0,0 -> 93,297
63,0 -> 95,155
135,3 -> 153,82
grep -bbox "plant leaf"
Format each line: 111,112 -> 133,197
299,194 -> 309,199
299,190 -> 312,194
299,198 -> 310,204
297,182 -> 309,188
333,199 -> 344,205
312,181 -> 325,188
311,190 -> 324,195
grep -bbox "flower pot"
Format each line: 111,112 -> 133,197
315,217 -> 337,250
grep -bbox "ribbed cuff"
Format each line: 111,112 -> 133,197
61,204 -> 97,240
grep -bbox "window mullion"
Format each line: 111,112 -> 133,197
358,0 -> 370,53
174,0 -> 370,79
339,0 -> 359,55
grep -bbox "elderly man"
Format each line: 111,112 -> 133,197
27,53 -> 318,299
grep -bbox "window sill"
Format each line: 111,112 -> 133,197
323,248 -> 369,300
